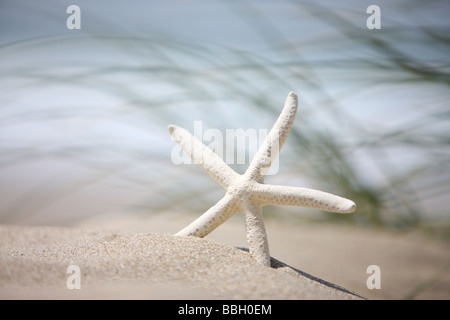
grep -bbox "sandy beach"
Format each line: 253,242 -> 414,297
1,212 -> 449,300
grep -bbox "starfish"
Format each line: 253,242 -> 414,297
168,92 -> 356,267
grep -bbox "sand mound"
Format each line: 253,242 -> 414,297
0,225 -> 362,299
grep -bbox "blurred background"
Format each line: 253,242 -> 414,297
0,0 -> 449,299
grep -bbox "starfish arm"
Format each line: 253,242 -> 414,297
245,92 -> 298,182
169,125 -> 239,188
253,184 -> 356,214
242,201 -> 271,267
175,193 -> 239,238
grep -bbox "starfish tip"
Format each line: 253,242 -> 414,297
168,124 -> 176,134
286,92 -> 298,108
345,201 -> 357,213
288,91 -> 298,101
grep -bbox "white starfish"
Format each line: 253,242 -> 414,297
168,92 -> 356,267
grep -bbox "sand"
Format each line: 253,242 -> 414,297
0,225 -> 362,299
1,213 -> 449,300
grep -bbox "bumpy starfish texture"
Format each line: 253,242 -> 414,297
168,92 -> 356,267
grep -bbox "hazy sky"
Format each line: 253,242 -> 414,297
1,0 -> 448,46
